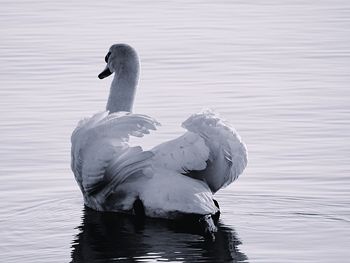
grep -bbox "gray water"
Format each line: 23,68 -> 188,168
1,0 -> 350,262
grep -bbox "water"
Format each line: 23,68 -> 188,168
1,0 -> 349,262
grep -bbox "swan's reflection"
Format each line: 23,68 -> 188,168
71,207 -> 247,262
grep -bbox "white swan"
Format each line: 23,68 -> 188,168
71,44 -> 247,234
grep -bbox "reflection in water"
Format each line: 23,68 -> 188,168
71,207 -> 247,262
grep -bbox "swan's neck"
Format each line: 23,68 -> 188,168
106,67 -> 139,113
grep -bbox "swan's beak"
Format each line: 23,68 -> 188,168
98,66 -> 112,79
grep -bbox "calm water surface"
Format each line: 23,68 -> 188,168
1,0 -> 349,262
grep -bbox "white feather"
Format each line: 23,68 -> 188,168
71,111 -> 158,210
151,131 -> 210,174
181,109 -> 248,193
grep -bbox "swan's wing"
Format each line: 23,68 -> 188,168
182,110 -> 248,193
71,111 -> 158,201
151,132 -> 210,174
151,110 -> 247,194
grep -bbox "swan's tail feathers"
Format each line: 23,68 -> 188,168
182,109 -> 248,193
71,111 -> 159,200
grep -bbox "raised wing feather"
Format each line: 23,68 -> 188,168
182,110 -> 248,193
151,110 -> 248,194
71,111 -> 158,204
151,132 -> 210,174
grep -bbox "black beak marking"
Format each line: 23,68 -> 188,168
105,52 -> 111,63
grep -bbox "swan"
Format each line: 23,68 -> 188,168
71,44 -> 247,237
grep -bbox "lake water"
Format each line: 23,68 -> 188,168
1,0 -> 349,262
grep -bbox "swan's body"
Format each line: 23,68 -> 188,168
71,44 -> 247,229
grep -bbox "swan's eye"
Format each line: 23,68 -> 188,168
105,52 -> 111,63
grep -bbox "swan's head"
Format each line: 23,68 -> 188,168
98,43 -> 140,79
